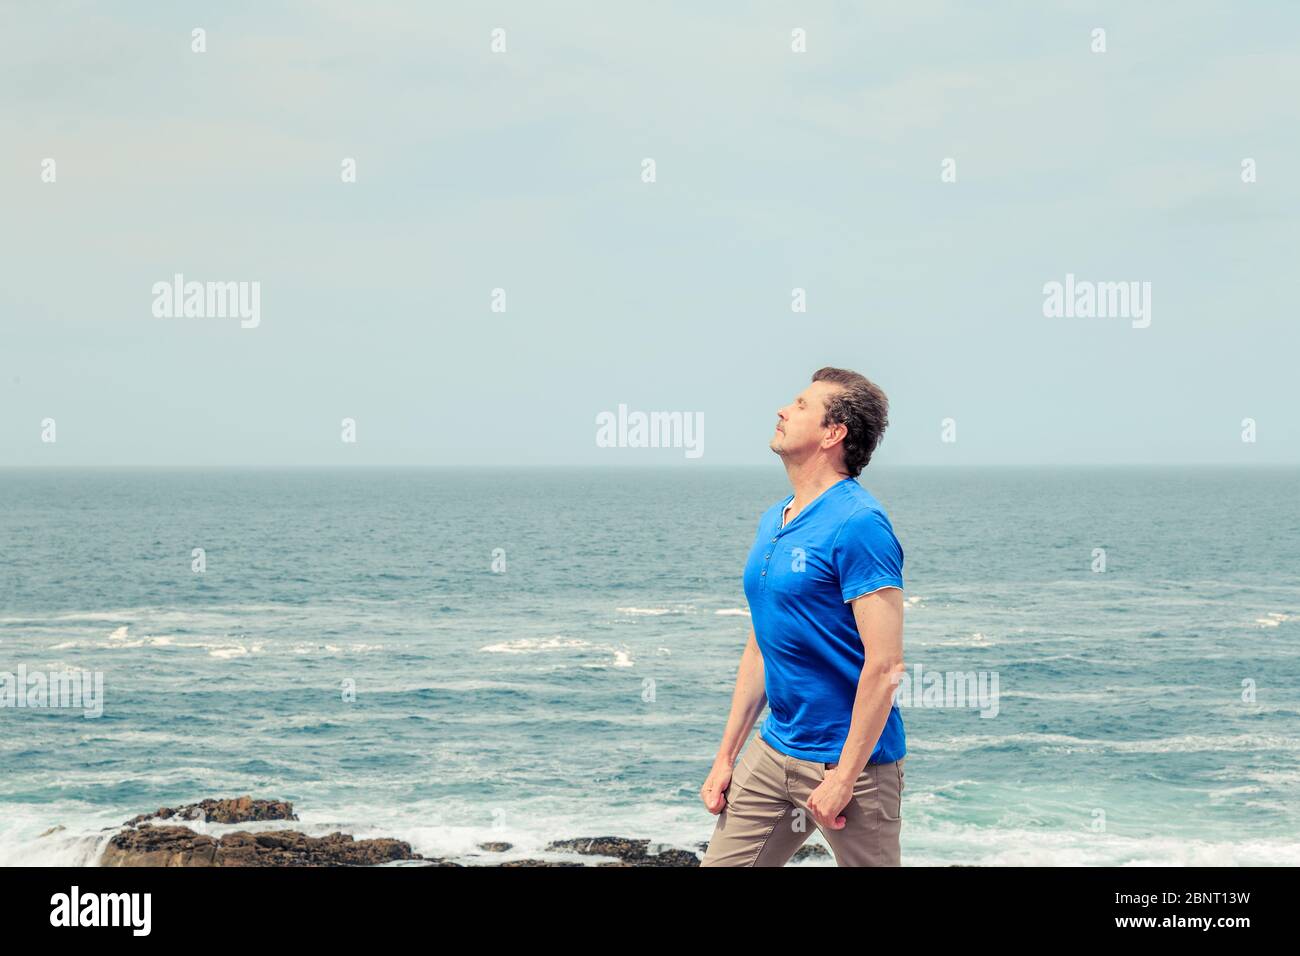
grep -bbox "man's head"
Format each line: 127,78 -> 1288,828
769,367 -> 889,477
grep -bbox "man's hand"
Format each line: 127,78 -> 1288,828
806,769 -> 854,830
700,757 -> 734,814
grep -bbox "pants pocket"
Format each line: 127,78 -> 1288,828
724,748 -> 757,808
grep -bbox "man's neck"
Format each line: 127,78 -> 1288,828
783,458 -> 851,510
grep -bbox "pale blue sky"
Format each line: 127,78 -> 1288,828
2,1 -> 1297,466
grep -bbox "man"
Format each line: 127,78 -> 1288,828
699,367 -> 907,867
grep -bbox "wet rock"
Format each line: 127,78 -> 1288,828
102,797 -> 705,866
101,824 -> 423,867
124,795 -> 297,827
101,825 -> 219,867
792,843 -> 831,861
546,837 -> 700,867
499,859 -> 588,867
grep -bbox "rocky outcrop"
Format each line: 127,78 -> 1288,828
793,844 -> 831,861
99,796 -> 716,867
104,795 -> 421,867
100,824 -> 422,867
124,795 -> 296,827
545,837 -> 700,867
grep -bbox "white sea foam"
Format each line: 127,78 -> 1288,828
76,729 -> 178,746
926,631 -> 996,647
0,804 -> 138,867
919,731 -> 1300,755
96,634 -> 177,649
714,608 -> 750,617
288,642 -> 384,655
1210,767 -> 1300,789
419,678 -> 548,692
479,635 -> 633,668
284,797 -> 713,868
904,821 -> 1300,867
207,642 -> 268,659
1110,733 -> 1300,754
998,690 -> 1110,702
616,606 -> 693,616
579,646 -> 636,669
480,636 -> 596,654
1205,784 -> 1263,800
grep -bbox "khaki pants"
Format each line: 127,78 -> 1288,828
700,733 -> 904,866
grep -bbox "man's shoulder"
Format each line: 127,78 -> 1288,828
832,487 -> 898,540
835,481 -> 891,517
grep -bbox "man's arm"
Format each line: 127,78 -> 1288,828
829,586 -> 905,784
714,626 -> 767,765
700,626 -> 766,813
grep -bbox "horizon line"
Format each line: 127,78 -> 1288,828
2,462 -> 1297,471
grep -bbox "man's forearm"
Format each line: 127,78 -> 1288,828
833,666 -> 901,779
714,637 -> 767,764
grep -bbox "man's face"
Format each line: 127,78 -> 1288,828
770,381 -> 843,460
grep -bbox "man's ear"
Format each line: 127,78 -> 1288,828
823,421 -> 847,449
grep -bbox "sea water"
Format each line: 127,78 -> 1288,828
1,466 -> 1297,866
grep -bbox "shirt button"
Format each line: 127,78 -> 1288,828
764,553 -> 770,559
771,537 -> 777,542
761,570 -> 766,576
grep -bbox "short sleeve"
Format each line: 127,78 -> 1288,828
831,507 -> 904,602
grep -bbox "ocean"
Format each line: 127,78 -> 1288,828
1,466 -> 1297,866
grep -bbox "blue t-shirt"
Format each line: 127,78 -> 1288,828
743,476 -> 906,764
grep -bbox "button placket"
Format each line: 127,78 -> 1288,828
760,521 -> 781,585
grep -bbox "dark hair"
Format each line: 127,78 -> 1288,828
811,367 -> 890,477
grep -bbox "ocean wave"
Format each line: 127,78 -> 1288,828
1254,612 -> 1292,628
480,636 -> 597,653
917,732 -> 1300,755
616,606 -> 693,616
207,643 -> 264,660
478,635 -> 634,667
903,822 -> 1300,867
1208,767 -> 1300,788
925,631 -> 996,647
289,642 -> 384,655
